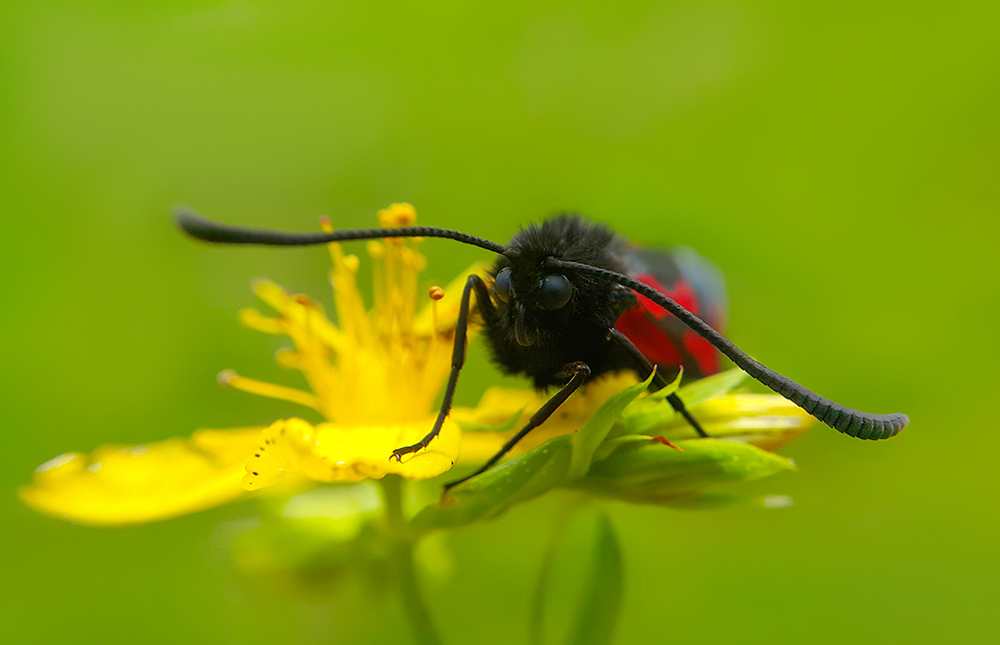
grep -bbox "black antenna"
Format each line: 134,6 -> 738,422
174,209 -> 509,256
548,257 -> 909,440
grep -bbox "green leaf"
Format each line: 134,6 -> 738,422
616,369 -> 683,436
568,371 -> 654,480
676,368 -> 748,407
564,515 -> 624,645
637,366 -> 683,402
411,435 -> 574,532
579,436 -> 795,506
619,368 -> 747,436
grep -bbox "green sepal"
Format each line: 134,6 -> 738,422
231,518 -> 387,582
578,436 -> 795,506
615,368 -> 683,436
676,368 -> 748,407
411,435 -> 574,532
568,370 -> 655,480
230,484 -> 387,582
619,368 -> 747,436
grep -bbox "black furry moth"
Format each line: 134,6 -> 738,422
176,210 -> 908,490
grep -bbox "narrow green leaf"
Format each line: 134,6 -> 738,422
616,369 -> 683,436
568,371 -> 654,480
676,368 -> 748,407
564,515 -> 624,645
618,368 -> 747,436
637,366 -> 683,402
411,435 -> 574,532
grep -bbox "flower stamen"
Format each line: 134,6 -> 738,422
218,370 -> 322,411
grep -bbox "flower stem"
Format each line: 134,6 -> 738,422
529,494 -> 583,645
381,476 -> 443,645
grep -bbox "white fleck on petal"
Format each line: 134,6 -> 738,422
35,453 -> 77,473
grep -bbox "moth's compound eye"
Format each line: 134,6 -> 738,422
537,274 -> 573,310
494,267 -> 513,302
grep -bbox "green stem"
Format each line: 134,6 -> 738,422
529,494 -> 583,645
381,476 -> 443,645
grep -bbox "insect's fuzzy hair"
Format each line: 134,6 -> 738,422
503,215 -> 626,269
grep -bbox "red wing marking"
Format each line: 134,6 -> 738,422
632,274 -> 698,318
615,305 -> 683,366
683,330 -> 720,376
615,273 -> 720,376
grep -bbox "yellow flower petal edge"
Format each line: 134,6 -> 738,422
19,428 -> 262,526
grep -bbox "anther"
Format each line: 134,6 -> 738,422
366,241 -> 385,258
377,203 -> 417,227
428,286 -> 445,301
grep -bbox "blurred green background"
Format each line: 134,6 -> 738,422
2,1 -> 998,643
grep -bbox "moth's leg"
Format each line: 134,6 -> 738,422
443,361 -> 591,492
608,329 -> 709,438
391,274 -> 495,461
663,392 -> 708,438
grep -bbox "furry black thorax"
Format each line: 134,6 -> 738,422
483,214 -> 637,388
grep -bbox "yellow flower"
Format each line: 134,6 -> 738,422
21,204 -> 484,525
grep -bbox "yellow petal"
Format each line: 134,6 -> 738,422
453,373 -> 642,465
19,428 -> 263,526
242,416 -> 461,490
688,394 -> 817,451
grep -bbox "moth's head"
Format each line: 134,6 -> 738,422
490,260 -> 575,347
487,216 -> 630,347
488,255 -> 626,349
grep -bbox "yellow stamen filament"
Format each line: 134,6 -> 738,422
218,370 -> 322,411
274,349 -> 303,369
237,308 -> 286,335
232,204 -> 481,427
429,286 -> 444,357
